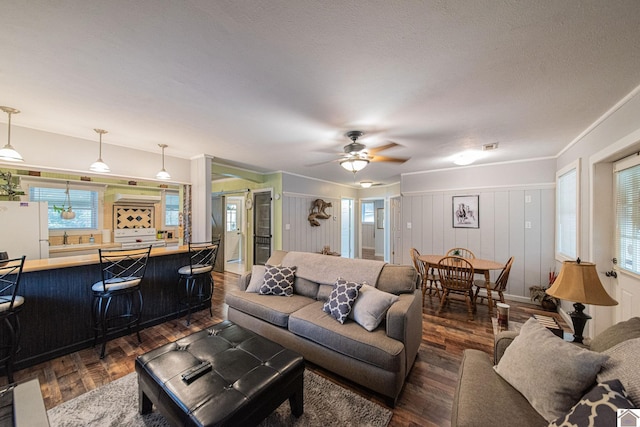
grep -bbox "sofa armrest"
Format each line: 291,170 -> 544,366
237,272 -> 251,292
494,331 -> 519,364
386,290 -> 422,370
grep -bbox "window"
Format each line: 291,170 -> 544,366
29,185 -> 99,229
165,192 -> 179,227
615,154 -> 640,274
362,202 -> 375,224
556,160 -> 580,260
226,203 -> 237,231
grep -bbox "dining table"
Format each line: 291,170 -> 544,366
418,254 -> 505,316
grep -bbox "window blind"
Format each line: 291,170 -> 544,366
165,192 -> 180,227
615,154 -> 640,274
29,186 -> 98,229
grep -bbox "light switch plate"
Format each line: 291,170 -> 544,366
525,221 -> 532,229
407,222 -> 412,229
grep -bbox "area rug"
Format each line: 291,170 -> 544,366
47,370 -> 392,427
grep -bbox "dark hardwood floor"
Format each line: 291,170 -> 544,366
5,270 -> 564,426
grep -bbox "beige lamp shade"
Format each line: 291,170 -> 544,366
546,261 -> 617,306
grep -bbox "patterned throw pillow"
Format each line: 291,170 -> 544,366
549,380 -> 634,427
323,278 -> 362,324
258,265 -> 296,296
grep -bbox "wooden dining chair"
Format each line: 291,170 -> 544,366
474,256 -> 514,310
446,247 -> 476,259
409,248 -> 440,304
437,256 -> 476,321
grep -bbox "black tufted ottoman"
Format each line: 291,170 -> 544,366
135,320 -> 304,426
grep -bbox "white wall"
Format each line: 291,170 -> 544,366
0,124 -> 192,183
400,158 -> 556,300
557,85 -> 640,336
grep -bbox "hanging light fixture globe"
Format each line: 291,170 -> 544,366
89,129 -> 110,173
156,144 -> 171,180
0,107 -> 24,163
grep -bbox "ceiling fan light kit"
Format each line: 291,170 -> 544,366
0,106 -> 24,163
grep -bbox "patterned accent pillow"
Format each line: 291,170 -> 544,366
549,380 -> 633,427
323,278 -> 362,324
258,265 -> 296,296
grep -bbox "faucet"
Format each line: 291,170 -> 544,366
63,232 -> 69,245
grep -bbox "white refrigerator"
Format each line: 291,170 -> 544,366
0,201 -> 50,260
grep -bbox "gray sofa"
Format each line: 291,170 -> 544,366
225,250 -> 422,406
452,317 -> 640,426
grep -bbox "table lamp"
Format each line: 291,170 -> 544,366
545,258 -> 617,343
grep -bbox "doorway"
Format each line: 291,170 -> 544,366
341,199 -> 355,258
224,196 -> 245,274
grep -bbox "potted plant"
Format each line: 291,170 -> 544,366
529,270 -> 559,311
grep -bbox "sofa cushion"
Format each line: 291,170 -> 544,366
294,276 -> 319,299
376,264 -> 418,295
494,318 -> 608,422
316,284 -> 332,302
597,337 -> 640,407
348,284 -> 399,332
245,265 -> 267,293
225,289 -> 314,328
288,301 -> 404,372
259,265 -> 296,296
281,251 -> 385,287
549,380 -> 634,427
452,349 -> 546,427
589,317 -> 640,353
323,278 -> 362,324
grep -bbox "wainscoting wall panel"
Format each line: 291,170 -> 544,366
281,194 -> 341,254
400,186 -> 555,299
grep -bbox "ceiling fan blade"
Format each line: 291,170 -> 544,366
367,142 -> 399,155
370,154 -> 409,163
305,158 -> 340,167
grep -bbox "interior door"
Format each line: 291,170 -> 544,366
211,195 -> 225,273
225,197 -> 243,264
253,191 -> 272,265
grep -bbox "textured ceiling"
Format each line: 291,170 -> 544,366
1,1 -> 639,186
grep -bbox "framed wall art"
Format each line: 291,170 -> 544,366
452,195 -> 479,228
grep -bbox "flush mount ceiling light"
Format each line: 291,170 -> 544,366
89,129 -> 110,173
340,157 -> 369,173
360,181 -> 373,188
156,143 -> 171,180
0,106 -> 24,162
452,150 -> 481,166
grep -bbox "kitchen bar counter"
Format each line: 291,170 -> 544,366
15,245 -> 195,370
24,244 -> 187,272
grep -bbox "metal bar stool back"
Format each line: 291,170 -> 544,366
92,246 -> 151,358
177,238 -> 220,325
0,255 -> 26,382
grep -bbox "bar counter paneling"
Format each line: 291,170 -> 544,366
15,246 -> 192,369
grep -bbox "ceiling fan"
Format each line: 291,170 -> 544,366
328,131 -> 410,174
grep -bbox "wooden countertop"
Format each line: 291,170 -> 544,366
48,243 -> 121,254
23,245 -> 188,273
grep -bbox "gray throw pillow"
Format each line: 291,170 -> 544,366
597,337 -> 640,407
245,265 -> 266,293
322,278 -> 362,324
259,265 -> 296,296
348,284 -> 399,331
494,317 -> 609,422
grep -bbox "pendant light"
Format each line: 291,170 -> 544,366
89,129 -> 110,173
0,106 -> 24,162
155,144 -> 171,180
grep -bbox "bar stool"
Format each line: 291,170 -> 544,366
0,255 -> 26,383
92,246 -> 151,358
177,238 -> 220,325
